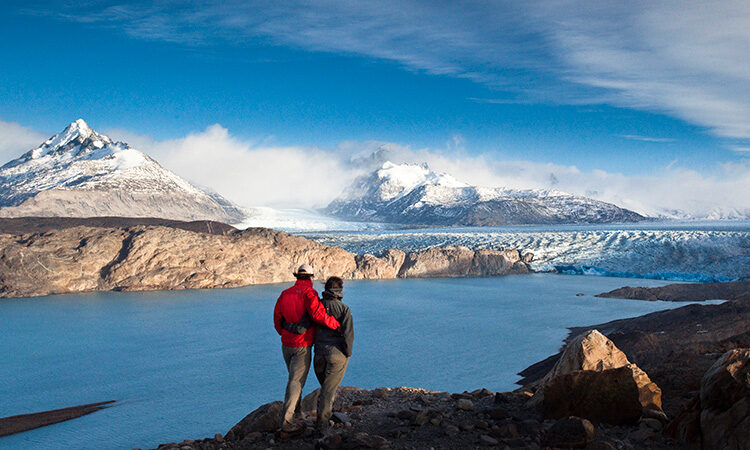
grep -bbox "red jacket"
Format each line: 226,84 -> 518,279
273,279 -> 341,347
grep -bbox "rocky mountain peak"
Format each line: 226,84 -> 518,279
327,161 -> 646,225
0,120 -> 246,223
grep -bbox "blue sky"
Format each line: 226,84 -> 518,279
0,1 -> 748,215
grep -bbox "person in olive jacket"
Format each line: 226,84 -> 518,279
283,276 -> 353,432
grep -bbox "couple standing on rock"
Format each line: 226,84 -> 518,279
273,263 -> 354,436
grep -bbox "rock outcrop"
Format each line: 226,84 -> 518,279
529,330 -> 663,425
597,281 -> 750,302
0,220 -> 531,298
699,348 -> 750,450
669,348 -> 750,449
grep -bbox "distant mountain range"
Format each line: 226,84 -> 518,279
0,120 -> 245,223
326,162 -> 646,225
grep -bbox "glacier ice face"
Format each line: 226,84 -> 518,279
326,161 -> 646,225
0,119 -> 245,222
302,222 -> 750,282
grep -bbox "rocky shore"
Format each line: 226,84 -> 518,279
152,281 -> 748,450
596,281 -> 750,302
0,217 -> 531,298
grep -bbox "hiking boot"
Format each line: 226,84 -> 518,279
279,421 -> 306,439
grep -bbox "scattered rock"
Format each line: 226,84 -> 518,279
641,407 -> 669,424
444,424 -> 459,437
479,434 -> 499,446
317,432 -> 343,449
456,399 -> 474,411
224,401 -> 282,440
396,410 -> 417,421
389,426 -> 410,439
372,388 -> 389,399
459,422 -> 475,431
451,393 -> 474,400
639,417 -> 663,431
331,411 -> 351,424
470,388 -> 495,398
491,422 -> 518,438
543,416 -> 596,449
344,432 -> 390,448
485,407 -> 509,420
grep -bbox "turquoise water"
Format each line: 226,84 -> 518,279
0,275 -> 706,449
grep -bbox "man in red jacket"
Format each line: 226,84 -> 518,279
273,264 -> 340,434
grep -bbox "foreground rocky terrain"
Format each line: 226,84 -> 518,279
0,218 -> 531,298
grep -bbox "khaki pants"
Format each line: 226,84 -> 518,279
281,345 -> 312,427
313,346 -> 349,428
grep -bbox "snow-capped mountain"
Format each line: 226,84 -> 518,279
0,119 -> 245,223
326,161 -> 646,225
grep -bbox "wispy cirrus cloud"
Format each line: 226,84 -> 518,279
38,1 -> 750,145
615,134 -> 676,143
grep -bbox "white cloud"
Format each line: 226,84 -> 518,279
0,119 -> 48,163
4,119 -> 749,218
105,124 -> 749,219
105,125 -> 361,209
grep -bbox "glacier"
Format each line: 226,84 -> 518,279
300,221 -> 750,282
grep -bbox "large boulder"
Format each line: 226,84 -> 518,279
538,330 -> 631,386
529,330 -> 632,406
699,348 -> 750,450
542,364 -> 662,425
224,401 -> 283,441
532,330 -> 663,424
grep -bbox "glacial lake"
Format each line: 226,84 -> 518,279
0,274 -> 712,449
